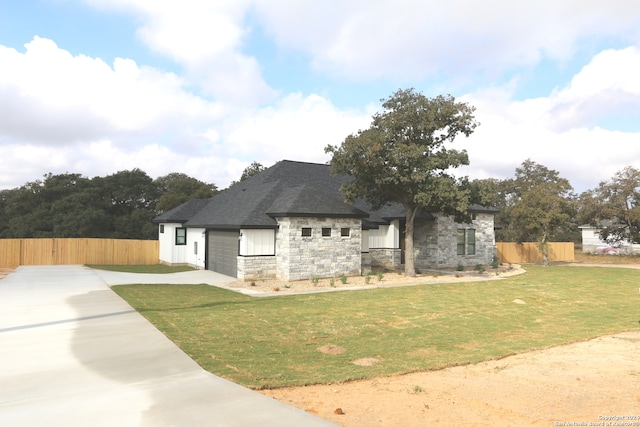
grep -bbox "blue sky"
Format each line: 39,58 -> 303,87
1,0 -> 640,193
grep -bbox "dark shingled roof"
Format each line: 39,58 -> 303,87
153,160 -> 497,229
153,198 -> 210,223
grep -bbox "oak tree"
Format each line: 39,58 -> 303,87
326,88 -> 478,276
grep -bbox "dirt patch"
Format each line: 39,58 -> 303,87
351,358 -> 380,367
263,330 -> 640,426
318,344 -> 346,355
228,265 -> 524,295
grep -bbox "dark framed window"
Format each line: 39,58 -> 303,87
457,229 -> 466,255
322,227 -> 331,237
301,227 -> 312,237
341,227 -> 350,237
457,229 -> 476,255
175,227 -> 187,245
159,224 -> 164,233
466,229 -> 476,255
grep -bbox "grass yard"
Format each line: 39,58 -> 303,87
113,265 -> 640,389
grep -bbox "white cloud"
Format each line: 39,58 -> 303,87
219,92 -> 372,165
0,37 -> 223,149
458,46 -> 640,192
83,0 -> 276,105
546,46 -> 640,131
254,0 -> 640,81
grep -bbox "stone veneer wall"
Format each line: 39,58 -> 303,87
413,213 -> 495,269
237,255 -> 277,281
275,217 -> 362,281
369,248 -> 402,270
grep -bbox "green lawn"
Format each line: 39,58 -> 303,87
113,265 -> 640,389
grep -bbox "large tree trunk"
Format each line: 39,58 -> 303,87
540,230 -> 549,266
404,205 -> 419,277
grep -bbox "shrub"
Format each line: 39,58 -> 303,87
340,275 -> 347,284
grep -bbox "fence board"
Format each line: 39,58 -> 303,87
0,238 -> 159,267
496,242 -> 574,264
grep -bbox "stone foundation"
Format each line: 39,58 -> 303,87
237,255 -> 277,281
370,248 -> 402,270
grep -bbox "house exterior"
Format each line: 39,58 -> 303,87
154,160 -> 498,280
579,222 -> 640,253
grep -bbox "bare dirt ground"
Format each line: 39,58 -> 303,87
258,262 -> 640,427
262,330 -> 640,426
226,265 -> 522,294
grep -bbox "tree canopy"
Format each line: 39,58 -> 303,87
578,166 -> 640,246
0,170 -> 217,240
326,88 -> 479,276
492,160 -> 576,264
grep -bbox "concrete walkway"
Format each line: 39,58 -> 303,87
0,265 -> 336,427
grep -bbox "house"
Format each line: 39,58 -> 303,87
579,221 -> 640,253
153,160 -> 498,281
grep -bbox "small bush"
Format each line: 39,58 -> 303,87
376,271 -> 384,281
475,264 -> 485,273
310,276 -> 319,285
491,256 -> 499,269
365,275 -> 371,284
456,263 -> 465,271
329,278 -> 335,286
340,275 -> 347,284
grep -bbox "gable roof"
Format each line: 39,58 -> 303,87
154,160 -> 498,229
153,198 -> 210,223
177,160 -> 368,230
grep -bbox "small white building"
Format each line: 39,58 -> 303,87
579,222 -> 640,253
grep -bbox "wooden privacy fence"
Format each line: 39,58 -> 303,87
0,238 -> 159,268
496,242 -> 575,264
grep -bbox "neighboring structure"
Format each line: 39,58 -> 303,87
579,222 -> 640,253
154,160 -> 498,281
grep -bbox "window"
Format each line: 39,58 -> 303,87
322,227 -> 331,237
301,228 -> 312,237
341,227 -> 350,237
457,229 -> 476,255
175,227 -> 186,245
457,229 -> 466,255
159,224 -> 164,233
466,229 -> 476,255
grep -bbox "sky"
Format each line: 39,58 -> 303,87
1,1 -> 639,193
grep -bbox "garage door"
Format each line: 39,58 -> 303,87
207,230 -> 239,277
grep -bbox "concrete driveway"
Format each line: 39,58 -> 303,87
0,265 -> 335,427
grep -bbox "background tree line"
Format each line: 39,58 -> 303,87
470,160 -> 640,252
1,157 -> 637,249
0,169 -> 218,240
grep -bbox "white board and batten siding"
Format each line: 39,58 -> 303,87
239,229 -> 276,256
368,220 -> 400,249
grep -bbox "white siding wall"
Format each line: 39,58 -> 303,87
240,229 -> 275,256
368,220 -> 400,248
158,223 -> 186,264
361,229 -> 369,252
186,228 -> 206,269
158,223 -> 205,268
